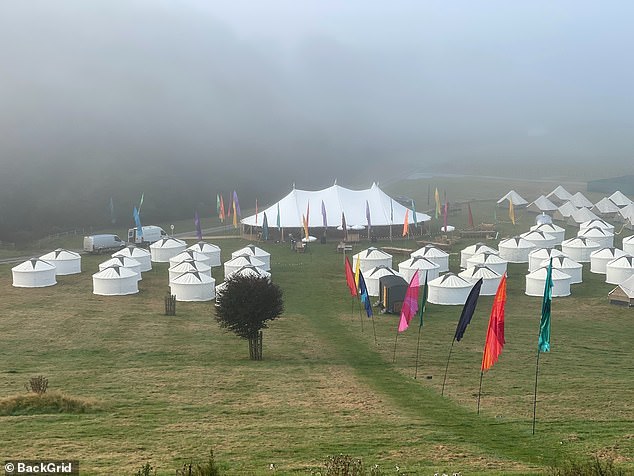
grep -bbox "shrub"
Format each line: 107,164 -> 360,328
176,448 -> 222,476
25,375 -> 48,395
548,456 -> 625,476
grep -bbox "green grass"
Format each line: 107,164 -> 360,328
1,179 -> 633,475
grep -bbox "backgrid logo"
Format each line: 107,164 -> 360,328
4,461 -> 79,475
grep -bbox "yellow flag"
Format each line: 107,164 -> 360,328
402,209 -> 409,236
434,188 -> 441,218
233,201 -> 238,228
354,253 -> 361,288
509,200 -> 515,225
302,214 -> 309,240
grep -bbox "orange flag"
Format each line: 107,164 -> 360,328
344,257 -> 357,297
402,209 -> 409,237
219,195 -> 225,222
481,273 -> 507,371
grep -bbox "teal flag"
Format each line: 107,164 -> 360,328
538,259 -> 553,352
419,272 -> 428,327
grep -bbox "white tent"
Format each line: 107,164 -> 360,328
580,218 -> 615,233
568,207 -> 600,226
528,248 -> 567,273
12,258 -> 57,288
553,201 -> 578,221
569,191 -> 594,208
398,256 -> 440,283
618,203 -> 634,223
609,274 -> 634,304
623,235 -> 634,255
92,265 -> 138,296
364,265 -> 402,297
541,256 -> 582,284
169,250 -> 213,268
590,248 -> 627,274
529,223 -> 565,245
410,245 -> 449,272
498,236 -> 536,263
231,245 -> 271,271
150,238 -> 187,263
113,246 -> 152,272
99,256 -> 142,281
170,271 -> 215,302
188,241 -> 222,267
605,255 -> 634,285
527,195 -> 558,214
547,185 -> 573,204
525,266 -> 571,297
215,266 -> 271,298
577,226 -> 614,249
497,190 -> 528,207
520,230 -> 557,249
460,243 -> 498,268
609,190 -> 632,207
458,266 -> 502,296
593,198 -> 621,216
428,273 -> 475,305
39,249 -> 81,275
467,251 -> 508,276
241,183 -> 430,229
168,259 -> 212,282
353,247 -> 393,273
224,255 -> 266,278
561,237 -> 601,262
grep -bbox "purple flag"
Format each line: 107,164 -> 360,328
194,211 -> 202,241
233,191 -> 241,217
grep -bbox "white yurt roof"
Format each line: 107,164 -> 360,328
410,244 -> 450,272
497,190 -> 528,206
113,245 -> 152,272
561,237 -> 601,262
556,201 -> 578,218
525,266 -> 571,297
149,237 -> 187,262
427,273 -> 475,305
231,245 -> 271,271
590,247 -> 627,274
398,256 -> 441,283
170,270 -> 215,285
187,241 -> 222,266
169,250 -> 212,267
593,197 -> 621,215
623,235 -> 634,255
609,191 -> 633,207
569,207 -> 600,225
606,255 -> 634,285
529,222 -> 565,244
528,195 -> 558,212
150,237 -> 187,250
11,258 -> 57,288
39,248 -> 81,275
498,236 -> 536,263
364,265 -> 402,296
520,230 -> 557,249
540,256 -> 583,284
458,265 -> 502,296
547,185 -> 573,201
613,274 -> 634,298
92,265 -> 139,296
99,256 -> 142,281
467,251 -> 507,265
226,264 -> 271,280
528,247 -> 567,272
353,247 -> 393,272
580,219 -> 615,232
569,191 -> 594,208
169,260 -> 212,282
460,242 -> 498,268
170,271 -> 216,302
618,203 -> 634,221
577,226 -> 614,248
224,255 -> 267,279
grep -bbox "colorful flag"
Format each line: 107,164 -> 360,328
133,206 -> 143,238
468,203 -> 474,229
435,188 -> 441,219
276,203 -> 281,230
219,195 -> 225,222
232,200 -> 238,229
509,200 -> 515,225
302,214 -> 309,240
443,200 -> 448,232
233,190 -> 241,216
109,197 -> 116,224
398,270 -> 420,332
306,202 -> 310,228
255,199 -> 258,225
366,200 -> 371,228
402,209 -> 409,236
194,211 -> 202,241
358,271 -> 373,317
216,194 -> 220,215
412,199 -> 418,228
321,200 -> 327,227
539,259 -> 553,352
354,252 -> 361,288
262,212 -> 269,241
342,212 -> 348,241
344,257 -> 357,297
419,272 -> 428,328
481,273 -> 507,371
454,278 -> 483,341
138,192 -> 144,211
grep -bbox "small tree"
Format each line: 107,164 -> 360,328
215,274 -> 284,360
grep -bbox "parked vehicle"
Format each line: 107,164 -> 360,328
83,234 -> 126,254
127,225 -> 167,246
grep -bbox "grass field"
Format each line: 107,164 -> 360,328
1,179 -> 633,475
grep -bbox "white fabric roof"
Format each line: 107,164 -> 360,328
614,274 -> 634,298
556,201 -> 578,218
619,203 -> 634,221
569,192 -> 594,208
569,207 -> 600,224
497,190 -> 528,206
547,185 -> 573,201
170,271 -> 215,285
529,195 -> 558,212
429,273 -> 473,288
93,265 -> 138,279
40,249 -> 80,261
113,245 -> 151,258
188,242 -> 221,253
150,237 -> 187,249
411,244 -> 449,258
12,258 -> 56,272
593,197 -> 621,215
241,183 -> 430,228
609,191 -> 633,207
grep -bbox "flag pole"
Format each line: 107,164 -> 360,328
414,324 -> 423,379
358,295 -> 364,333
371,314 -> 377,345
532,348 -> 541,435
477,370 -> 484,414
441,338 -> 456,396
392,329 -> 399,363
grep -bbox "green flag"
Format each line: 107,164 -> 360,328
419,272 -> 428,327
216,194 -> 220,214
538,259 -> 553,352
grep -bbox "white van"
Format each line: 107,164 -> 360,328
127,225 -> 167,245
83,234 -> 126,254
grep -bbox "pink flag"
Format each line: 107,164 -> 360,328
398,270 -> 420,332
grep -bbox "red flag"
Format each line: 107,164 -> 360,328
481,273 -> 507,371
398,270 -> 420,332
344,257 -> 357,297
468,203 -> 474,229
402,209 -> 409,237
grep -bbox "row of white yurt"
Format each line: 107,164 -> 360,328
561,237 -> 600,262
467,252 -> 507,276
590,248 -> 627,274
528,248 -> 566,272
525,266 -> 571,297
577,227 -> 614,249
459,265 -> 502,295
498,237 -> 536,263
541,256 -> 583,284
150,238 -> 187,263
12,258 -> 57,287
460,243 -> 498,268
169,259 -> 212,282
365,266 -> 402,297
530,223 -> 566,245
232,245 -> 271,271
39,249 -> 82,275
606,255 -> 634,285
410,245 -> 450,272
398,256 -> 440,283
114,246 -> 152,272
170,271 -> 215,301
520,230 -> 557,249
623,236 -> 634,255
353,247 -> 392,273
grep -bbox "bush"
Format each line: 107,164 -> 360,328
25,375 -> 48,395
176,448 -> 222,476
133,462 -> 155,476
310,454 -> 383,476
548,456 -> 625,476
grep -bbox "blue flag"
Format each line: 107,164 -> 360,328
358,271 -> 373,317
133,206 -> 143,238
262,212 -> 269,241
194,211 -> 203,241
454,278 -> 483,342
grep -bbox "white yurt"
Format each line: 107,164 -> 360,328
547,185 -> 573,204
569,191 -> 594,209
428,273 -> 475,305
592,198 -> 621,217
528,248 -> 566,272
466,251 -> 508,276
410,245 -> 450,272
577,226 -> 614,249
561,237 -> 601,263
398,256 -> 441,284
92,265 -> 139,296
540,256 -> 583,284
568,207 -> 600,226
605,255 -> 634,285
458,265 -> 502,296
609,191 -> 632,207
527,195 -> 558,214
554,201 -> 578,220
170,271 -> 215,302
168,259 -> 212,282
498,237 -> 536,263
12,258 -> 57,288
365,266 -> 402,296
224,255 -> 266,278
520,230 -> 557,249
460,243 -> 498,268
623,235 -> 634,255
353,247 -> 393,273
38,249 -> 81,275
169,250 -> 212,268
231,245 -> 271,271
590,248 -> 627,274
529,223 -> 566,245
525,266 -> 571,297
113,246 -> 152,272
99,256 -> 142,281
150,238 -> 187,263
187,241 -> 222,267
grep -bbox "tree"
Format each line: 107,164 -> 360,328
214,274 -> 284,360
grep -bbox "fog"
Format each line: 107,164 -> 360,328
1,1 -> 633,238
